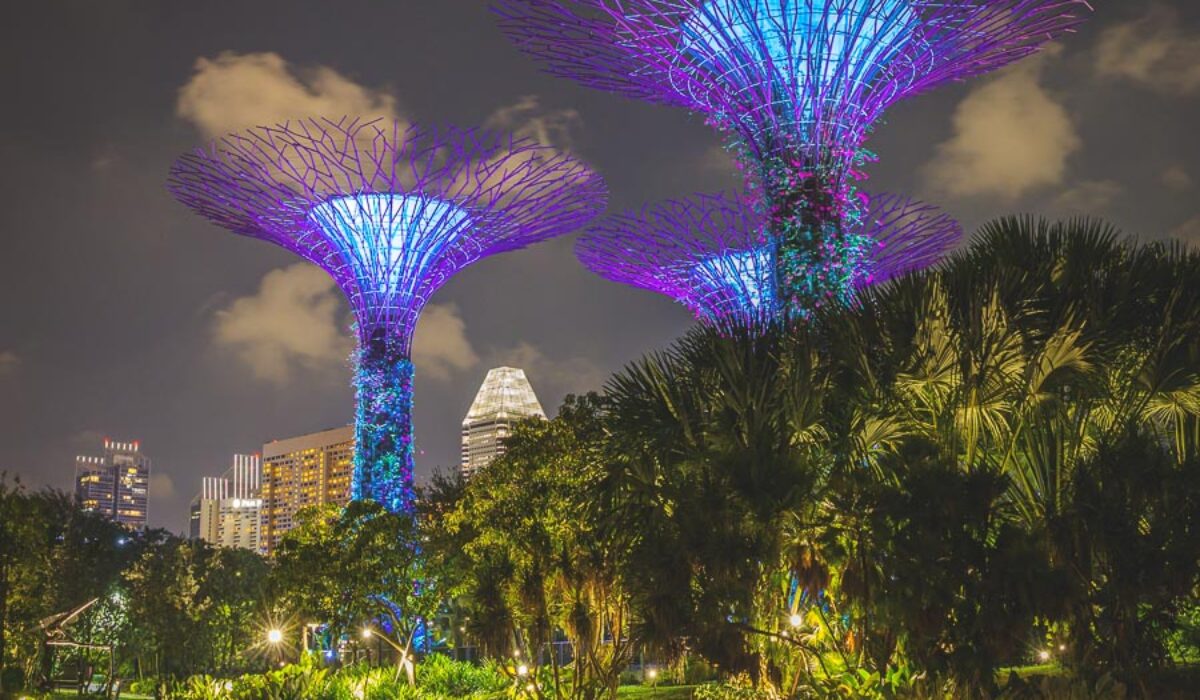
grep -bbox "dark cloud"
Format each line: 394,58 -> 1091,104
1095,4 -> 1200,95
1,1 -> 1197,532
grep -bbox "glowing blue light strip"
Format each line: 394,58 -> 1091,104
680,0 -> 915,95
690,245 -> 777,322
308,193 -> 472,315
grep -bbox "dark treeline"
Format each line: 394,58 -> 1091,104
0,484 -> 270,694
2,218 -> 1199,699
424,218 -> 1200,698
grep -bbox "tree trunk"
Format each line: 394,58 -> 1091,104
352,335 -> 416,514
756,146 -> 866,319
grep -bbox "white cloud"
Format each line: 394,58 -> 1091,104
1095,6 -> 1200,94
149,472 -> 177,502
924,49 -> 1080,201
0,351 -> 19,378
213,264 -> 479,384
1052,180 -> 1122,215
1172,216 -> 1200,245
177,51 -> 402,138
1163,166 -> 1193,192
213,264 -> 352,384
412,303 -> 480,381
484,95 -> 583,151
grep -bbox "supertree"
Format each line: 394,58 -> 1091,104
493,0 -> 1090,314
169,118 -> 606,513
577,191 -> 961,331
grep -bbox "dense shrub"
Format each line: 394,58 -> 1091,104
159,656 -> 510,700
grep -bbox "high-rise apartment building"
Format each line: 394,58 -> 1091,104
190,454 -> 262,553
188,498 -> 202,540
193,476 -> 227,543
461,367 -> 546,478
74,438 -> 151,529
260,426 -> 354,555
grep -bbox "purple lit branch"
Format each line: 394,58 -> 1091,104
169,118 -> 606,513
576,191 -> 961,329
168,117 -> 606,351
496,0 -> 1085,316
492,0 -> 1091,157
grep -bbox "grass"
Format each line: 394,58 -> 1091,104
1000,662 -> 1064,678
42,687 -> 696,699
42,685 -> 694,699
617,685 -> 697,699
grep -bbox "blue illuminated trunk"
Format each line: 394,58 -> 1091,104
352,335 -> 416,514
755,145 -> 870,319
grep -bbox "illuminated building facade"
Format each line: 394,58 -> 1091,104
260,426 -> 354,555
74,438 -> 150,529
461,367 -> 546,478
191,454 -> 263,553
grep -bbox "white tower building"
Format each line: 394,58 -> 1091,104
461,367 -> 546,478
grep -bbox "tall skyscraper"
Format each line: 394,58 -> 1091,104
260,426 -> 354,555
190,454 -> 262,553
461,367 -> 546,478
74,438 -> 151,529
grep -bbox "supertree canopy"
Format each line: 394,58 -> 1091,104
493,0 -> 1090,314
577,191 -> 961,330
169,118 -> 606,513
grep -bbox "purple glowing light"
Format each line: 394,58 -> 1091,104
168,118 -> 606,352
495,0 -> 1087,315
492,0 -> 1091,156
576,191 -> 961,329
168,118 -> 607,511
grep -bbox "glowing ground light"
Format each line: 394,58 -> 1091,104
169,119 -> 606,514
267,629 -> 283,644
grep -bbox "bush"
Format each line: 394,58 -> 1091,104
128,677 -> 159,694
230,664 -> 332,700
693,675 -> 776,699
0,667 -> 24,694
157,656 -> 511,700
415,654 -> 510,697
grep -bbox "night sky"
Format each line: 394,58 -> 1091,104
1,1 -> 1197,533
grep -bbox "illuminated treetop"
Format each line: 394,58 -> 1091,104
170,118 -> 606,514
492,0 -> 1091,158
576,191 -> 962,329
168,117 -> 607,352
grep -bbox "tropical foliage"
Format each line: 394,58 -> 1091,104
3,218 -> 1199,699
426,218 -> 1200,698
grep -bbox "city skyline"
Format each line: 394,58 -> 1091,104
2,1 -> 1198,532
65,365 -> 544,535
